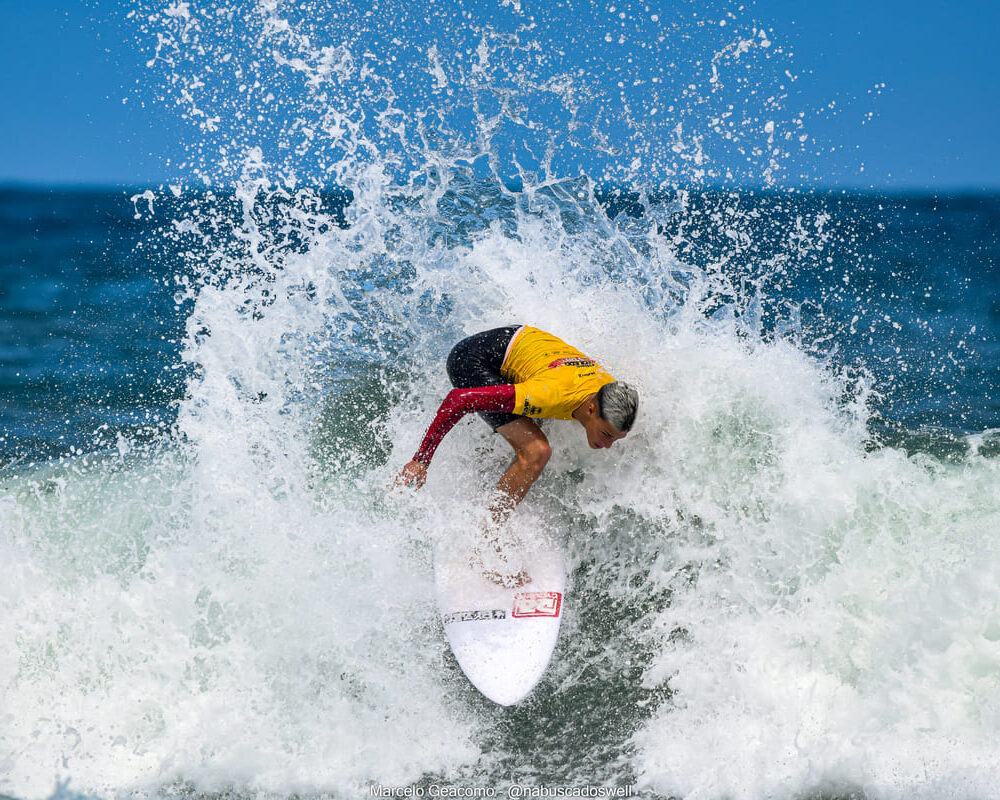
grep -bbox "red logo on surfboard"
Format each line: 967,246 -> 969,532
512,591 -> 562,618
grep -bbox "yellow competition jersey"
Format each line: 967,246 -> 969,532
500,326 -> 616,419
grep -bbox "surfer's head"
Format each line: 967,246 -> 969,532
575,381 -> 638,449
598,381 -> 639,433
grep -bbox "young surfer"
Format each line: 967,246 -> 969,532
394,325 -> 638,585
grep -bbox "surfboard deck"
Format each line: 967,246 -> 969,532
433,534 -> 566,706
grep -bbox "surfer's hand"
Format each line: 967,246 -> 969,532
392,460 -> 427,490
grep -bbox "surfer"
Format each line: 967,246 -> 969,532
394,325 -> 638,585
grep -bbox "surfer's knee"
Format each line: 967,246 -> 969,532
517,438 -> 551,474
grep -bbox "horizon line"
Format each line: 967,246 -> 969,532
2,179 -> 1000,197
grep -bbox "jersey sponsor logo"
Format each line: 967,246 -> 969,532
442,608 -> 507,624
547,357 -> 596,369
512,591 -> 562,618
521,398 -> 542,416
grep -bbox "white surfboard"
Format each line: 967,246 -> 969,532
434,533 -> 566,706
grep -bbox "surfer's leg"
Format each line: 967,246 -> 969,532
491,417 -> 551,525
472,417 -> 548,587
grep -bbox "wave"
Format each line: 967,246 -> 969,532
2,1 -> 999,798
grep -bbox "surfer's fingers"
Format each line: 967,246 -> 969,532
387,475 -> 415,492
386,470 -> 411,492
387,461 -> 427,492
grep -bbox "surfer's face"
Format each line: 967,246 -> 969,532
585,417 -> 627,450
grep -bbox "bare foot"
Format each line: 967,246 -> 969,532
481,568 -> 532,588
469,523 -> 530,588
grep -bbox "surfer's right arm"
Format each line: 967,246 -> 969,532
393,385 -> 516,488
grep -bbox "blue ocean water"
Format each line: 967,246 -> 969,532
3,186 -> 1000,796
4,2 -> 1000,798
2,187 -> 997,465
0,188 -> 187,463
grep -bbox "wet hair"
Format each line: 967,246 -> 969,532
597,381 -> 639,432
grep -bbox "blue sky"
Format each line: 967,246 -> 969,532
0,2 -> 180,187
1,0 -> 997,190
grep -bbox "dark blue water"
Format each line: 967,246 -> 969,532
2,186 -> 998,465
0,187 -> 188,464
3,182 -> 1000,799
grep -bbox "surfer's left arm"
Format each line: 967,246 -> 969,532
393,384 -> 516,489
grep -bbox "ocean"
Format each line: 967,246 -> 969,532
3,2 -> 1000,799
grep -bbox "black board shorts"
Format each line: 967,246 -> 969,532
446,325 -> 522,431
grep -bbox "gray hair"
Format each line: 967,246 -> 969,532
597,381 -> 639,432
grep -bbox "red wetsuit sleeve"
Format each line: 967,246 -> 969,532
413,384 -> 516,465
